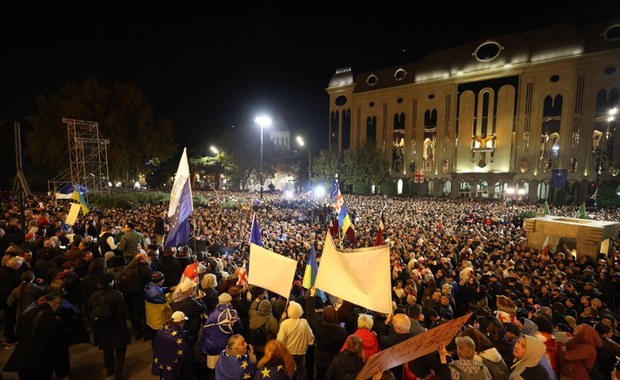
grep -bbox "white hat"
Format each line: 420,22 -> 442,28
171,311 -> 188,323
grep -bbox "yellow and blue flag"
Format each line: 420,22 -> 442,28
71,187 -> 89,215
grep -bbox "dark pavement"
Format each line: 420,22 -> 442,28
0,336 -> 157,380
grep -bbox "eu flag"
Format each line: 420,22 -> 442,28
151,323 -> 193,379
250,213 -> 263,247
330,175 -> 339,203
165,148 -> 194,248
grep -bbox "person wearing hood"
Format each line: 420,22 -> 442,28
248,298 -> 279,360
518,317 -> 539,336
558,323 -> 602,380
510,335 -> 555,380
170,278 -> 207,347
277,300 -> 315,380
459,327 -> 511,380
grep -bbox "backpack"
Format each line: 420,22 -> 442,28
89,291 -> 113,329
481,357 -> 509,380
246,324 -> 267,346
116,267 -> 140,294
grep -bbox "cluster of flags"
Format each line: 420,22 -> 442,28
244,182 -> 391,314
161,160 -> 393,314
540,199 -> 590,219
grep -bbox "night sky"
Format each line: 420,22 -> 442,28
1,1 -> 618,184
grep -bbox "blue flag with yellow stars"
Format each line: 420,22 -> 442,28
215,350 -> 256,379
254,358 -> 292,380
152,323 -> 193,380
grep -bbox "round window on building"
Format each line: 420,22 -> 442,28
603,23 -> 620,42
550,75 -> 560,82
366,74 -> 378,86
428,94 -> 435,100
397,98 -> 403,104
473,41 -> 504,62
369,101 -> 375,107
394,68 -> 407,81
335,95 -> 347,106
605,66 -> 616,75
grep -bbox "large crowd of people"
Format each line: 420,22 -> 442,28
1,189 -> 620,380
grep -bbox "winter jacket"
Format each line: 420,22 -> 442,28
341,328 -> 380,361
325,350 -> 365,380
276,300 -> 314,355
306,296 -> 348,370
200,303 -> 242,356
248,299 -> 279,353
558,324 -> 602,380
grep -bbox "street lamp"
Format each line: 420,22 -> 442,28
594,107 -> 617,208
255,115 -> 272,199
296,136 -> 311,191
209,146 -> 219,155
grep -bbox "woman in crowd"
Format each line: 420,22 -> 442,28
254,339 -> 297,380
510,334 -> 555,380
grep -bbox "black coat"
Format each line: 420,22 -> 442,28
378,328 -> 414,380
325,351 -> 365,380
4,302 -> 59,378
87,287 -> 131,350
306,296 -> 348,370
170,296 -> 207,342
157,255 -> 183,288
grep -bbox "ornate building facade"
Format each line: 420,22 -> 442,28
326,20 -> 620,203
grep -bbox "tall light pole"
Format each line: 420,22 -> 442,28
255,115 -> 272,199
296,136 -> 311,191
595,107 -> 617,208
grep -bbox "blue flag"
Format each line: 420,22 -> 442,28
250,213 -> 263,247
151,323 -> 193,379
165,148 -> 194,248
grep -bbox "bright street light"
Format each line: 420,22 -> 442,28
296,135 -> 312,192
210,146 -> 219,154
255,115 -> 272,199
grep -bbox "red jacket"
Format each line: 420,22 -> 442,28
341,328 -> 380,361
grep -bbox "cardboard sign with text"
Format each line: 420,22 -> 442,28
356,312 -> 472,380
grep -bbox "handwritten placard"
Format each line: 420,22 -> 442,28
356,312 -> 472,380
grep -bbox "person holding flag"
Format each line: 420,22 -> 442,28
330,175 -> 356,245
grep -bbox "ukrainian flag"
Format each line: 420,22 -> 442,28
71,188 -> 89,215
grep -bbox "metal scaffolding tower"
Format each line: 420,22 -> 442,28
48,118 -> 110,205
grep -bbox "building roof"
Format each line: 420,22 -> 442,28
328,20 -> 620,93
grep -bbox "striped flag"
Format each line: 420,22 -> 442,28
302,245 -> 319,289
165,148 -> 194,248
71,187 -> 89,215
